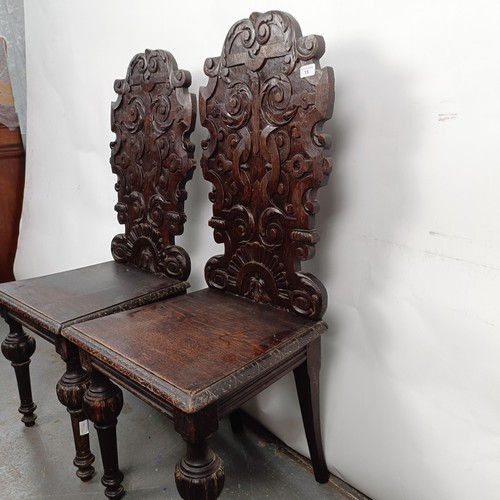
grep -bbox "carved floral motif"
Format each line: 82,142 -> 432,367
200,11 -> 334,319
110,50 -> 195,280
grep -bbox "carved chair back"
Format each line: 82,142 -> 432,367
110,49 -> 195,280
200,11 -> 334,319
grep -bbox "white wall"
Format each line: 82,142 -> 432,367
18,1 -> 500,499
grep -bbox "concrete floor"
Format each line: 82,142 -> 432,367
0,320 -> 369,500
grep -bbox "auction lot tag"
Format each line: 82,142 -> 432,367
300,64 -> 315,78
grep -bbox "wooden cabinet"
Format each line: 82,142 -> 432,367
0,124 -> 24,282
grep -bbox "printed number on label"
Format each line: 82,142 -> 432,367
300,64 -> 315,78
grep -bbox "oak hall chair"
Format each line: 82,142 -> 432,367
0,49 -> 195,480
63,10 -> 334,499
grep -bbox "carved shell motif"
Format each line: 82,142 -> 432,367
110,49 -> 195,280
200,11 -> 334,319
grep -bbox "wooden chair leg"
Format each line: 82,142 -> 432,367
229,409 -> 244,433
83,370 -> 124,499
174,408 -> 224,500
55,338 -> 95,481
1,317 -> 37,426
293,338 -> 330,483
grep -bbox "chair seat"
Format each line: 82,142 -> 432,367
0,261 -> 188,337
63,288 -> 327,414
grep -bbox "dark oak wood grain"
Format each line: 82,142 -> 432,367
201,10 -> 334,319
110,49 -> 195,279
0,49 -> 196,482
65,288 -> 327,412
0,124 -> 24,283
64,11 -> 334,500
0,262 -> 186,337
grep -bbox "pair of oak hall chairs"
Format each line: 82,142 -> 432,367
0,11 -> 335,500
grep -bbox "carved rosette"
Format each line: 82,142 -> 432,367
110,49 -> 195,280
200,11 -> 334,319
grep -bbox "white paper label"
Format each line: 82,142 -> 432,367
300,63 -> 315,78
79,419 -> 89,436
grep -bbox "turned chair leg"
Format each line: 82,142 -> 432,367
83,370 -> 124,499
174,408 -> 224,500
229,409 -> 244,433
55,338 -> 95,481
1,317 -> 37,426
293,338 -> 330,483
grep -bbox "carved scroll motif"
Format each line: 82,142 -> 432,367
110,50 -> 195,280
200,11 -> 334,319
